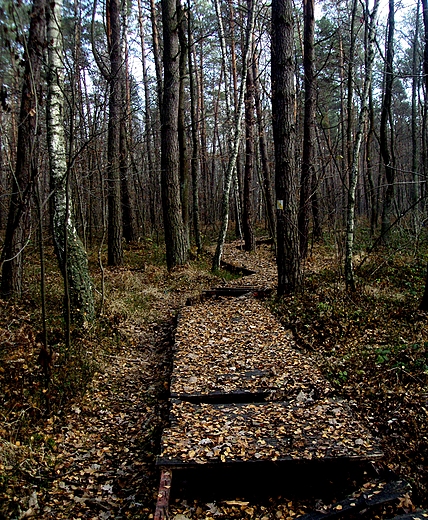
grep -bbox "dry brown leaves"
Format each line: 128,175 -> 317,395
159,397 -> 382,465
34,325 -> 172,519
171,298 -> 330,398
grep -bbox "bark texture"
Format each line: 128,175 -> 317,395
271,0 -> 301,294
344,0 -> 379,290
161,0 -> 188,269
47,0 -> 94,324
380,0 -> 396,241
212,0 -> 256,270
243,50 -> 256,252
1,0 -> 45,298
298,0 -> 315,259
107,0 -> 123,265
419,0 -> 428,311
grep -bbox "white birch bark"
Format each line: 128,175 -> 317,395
212,0 -> 257,271
46,0 -> 94,324
344,0 -> 380,290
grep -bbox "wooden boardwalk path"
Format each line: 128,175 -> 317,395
155,243 -> 384,518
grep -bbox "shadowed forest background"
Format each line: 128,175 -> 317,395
1,0 -> 428,517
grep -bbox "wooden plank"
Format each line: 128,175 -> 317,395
158,400 -> 383,468
219,260 -> 257,276
170,389 -> 271,404
153,469 -> 172,520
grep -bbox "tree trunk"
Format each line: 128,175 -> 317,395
1,0 -> 45,298
46,0 -> 94,324
137,0 -> 158,234
380,0 -> 395,242
366,78 -> 377,235
419,0 -> 428,310
212,0 -> 256,270
243,43 -> 256,252
178,1 -> 190,251
188,2 -> 202,254
344,0 -> 379,290
107,0 -> 123,265
298,0 -> 315,259
150,0 -> 163,111
121,3 -> 137,243
253,50 -> 276,247
161,0 -> 188,269
271,0 -> 301,295
411,1 -> 420,214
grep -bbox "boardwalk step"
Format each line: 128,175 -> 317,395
172,390 -> 271,404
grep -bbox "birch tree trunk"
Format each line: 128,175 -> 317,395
46,0 -> 94,324
344,0 -> 380,291
212,0 -> 256,271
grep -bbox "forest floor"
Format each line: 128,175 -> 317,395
1,235 -> 428,519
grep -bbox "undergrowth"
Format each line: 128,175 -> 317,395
271,241 -> 428,506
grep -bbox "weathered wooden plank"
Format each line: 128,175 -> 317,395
157,399 -> 383,468
219,261 -> 257,276
153,469 -> 172,520
170,389 -> 271,404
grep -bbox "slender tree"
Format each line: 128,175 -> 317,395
120,1 -> 137,243
344,0 -> 380,290
272,0 -> 301,295
380,0 -> 396,241
411,2 -> 421,213
243,36 -> 256,252
46,0 -> 94,324
298,0 -> 315,259
177,1 -> 191,251
137,0 -> 158,233
188,1 -> 202,254
212,0 -> 256,270
419,0 -> 428,311
253,48 -> 276,247
106,0 -> 123,265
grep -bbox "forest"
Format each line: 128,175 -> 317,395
1,0 -> 428,516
